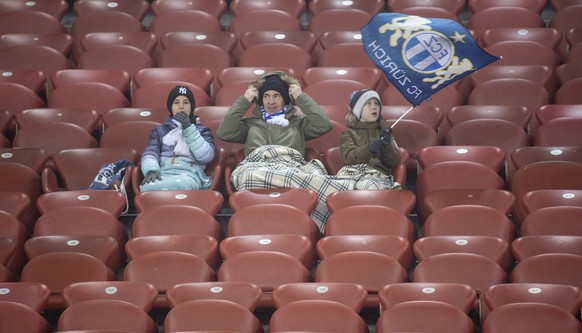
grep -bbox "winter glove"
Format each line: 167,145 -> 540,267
141,171 -> 161,185
174,111 -> 191,129
368,138 -> 386,155
380,128 -> 393,145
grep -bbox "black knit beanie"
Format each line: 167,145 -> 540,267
167,85 -> 195,116
259,74 -> 291,106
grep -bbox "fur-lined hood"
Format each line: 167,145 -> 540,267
251,71 -> 301,104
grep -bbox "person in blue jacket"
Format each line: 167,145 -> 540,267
139,85 -> 215,191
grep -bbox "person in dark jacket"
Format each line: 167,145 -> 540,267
140,85 -> 215,191
340,89 -> 400,176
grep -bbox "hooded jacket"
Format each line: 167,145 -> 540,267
216,72 -> 332,157
340,116 -> 400,176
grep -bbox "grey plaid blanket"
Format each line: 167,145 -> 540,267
230,145 -> 401,232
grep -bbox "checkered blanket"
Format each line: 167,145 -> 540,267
230,145 -> 400,231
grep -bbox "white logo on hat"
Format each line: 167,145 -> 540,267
178,87 -> 188,94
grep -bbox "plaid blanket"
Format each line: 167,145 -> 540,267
230,145 -> 401,232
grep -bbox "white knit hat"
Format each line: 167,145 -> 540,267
349,89 -> 381,120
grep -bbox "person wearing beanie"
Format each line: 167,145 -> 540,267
216,71 -> 332,157
340,89 -> 401,179
139,85 -> 216,191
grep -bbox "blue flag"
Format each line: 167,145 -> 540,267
361,13 -> 499,106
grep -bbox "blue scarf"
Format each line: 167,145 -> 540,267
261,106 -> 289,127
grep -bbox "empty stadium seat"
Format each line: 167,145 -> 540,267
126,235 -> 219,269
15,108 -> 100,134
467,7 -> 545,42
0,191 -> 32,225
414,235 -> 513,271
0,32 -> 72,57
123,251 -> 217,309
379,282 -> 477,314
227,203 -> 320,244
521,189 -> 582,216
422,205 -> 516,243
218,251 -> 312,308
0,210 -> 28,276
0,0 -> 68,20
80,31 -> 157,57
238,44 -> 312,79
387,0 -> 466,16
447,105 -> 532,130
70,11 -> 145,63
324,205 -> 417,245
57,299 -> 157,333
270,300 -> 368,333
520,206 -> 582,236
482,302 -> 582,333
131,205 -> 224,241
468,0 -> 548,14
0,147 -> 48,174
412,253 -> 507,296
219,234 -> 315,269
99,120 -> 158,155
150,0 -> 227,17
0,10 -> 66,35
20,252 -> 117,309
325,188 -> 416,215
415,161 -> 506,220
228,188 -> 318,215
483,282 -> 582,318
376,300 -> 476,333
510,161 -> 582,225
63,281 -> 157,312
512,235 -> 582,262
315,251 -> 408,308
74,0 -> 149,20
316,235 -> 414,270
77,45 -> 156,77
25,235 -> 121,271
418,145 -> 506,173
132,67 -> 214,96
272,282 -> 367,313
133,189 -> 224,216
0,163 -> 42,230
0,69 -> 46,95
101,107 -> 167,130
48,82 -> 130,117
13,122 -> 98,169
0,281 -> 50,313
166,281 -> 261,311
164,299 -> 263,333
0,301 -> 52,333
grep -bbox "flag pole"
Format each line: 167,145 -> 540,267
390,105 -> 415,129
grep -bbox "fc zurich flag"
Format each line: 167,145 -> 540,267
361,13 -> 499,106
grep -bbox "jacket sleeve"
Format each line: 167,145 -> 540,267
339,128 -> 375,165
295,93 -> 333,140
140,127 -> 162,175
215,96 -> 251,143
184,124 -> 215,165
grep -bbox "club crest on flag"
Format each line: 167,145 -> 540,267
361,13 -> 499,106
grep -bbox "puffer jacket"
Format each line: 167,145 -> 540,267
216,72 -> 332,157
141,118 -> 215,175
340,119 -> 400,176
